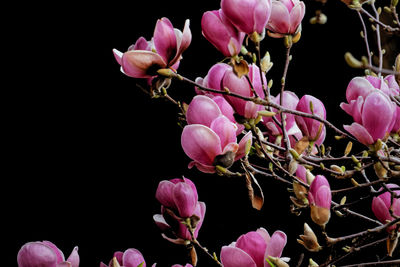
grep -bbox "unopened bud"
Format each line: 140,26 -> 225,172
261,51 -> 273,73
310,205 -> 331,226
112,257 -> 121,267
344,52 -> 364,68
289,148 -> 301,160
308,258 -> 319,267
392,0 -> 399,7
258,110 -> 276,117
268,256 -> 289,267
297,223 -> 322,252
344,141 -> 353,156
331,164 -> 344,175
157,68 -> 176,78
387,233 -> 399,257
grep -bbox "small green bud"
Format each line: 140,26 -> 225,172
258,110 -> 277,117
344,52 -> 363,68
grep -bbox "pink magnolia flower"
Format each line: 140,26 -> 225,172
221,0 -> 272,35
195,63 -> 232,96
17,241 -> 79,267
220,228 -> 287,267
153,178 -> 206,244
155,177 -> 198,218
113,18 -> 191,78
100,248 -> 156,267
307,175 -> 331,226
365,75 -> 400,133
187,95 -> 243,135
222,64 -> 266,119
295,94 -> 326,142
201,9 -> 245,57
266,0 -> 305,37
340,77 -> 396,146
181,114 -> 252,173
263,91 -> 300,136
371,183 -> 400,232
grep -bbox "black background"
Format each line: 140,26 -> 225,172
6,0 -> 399,266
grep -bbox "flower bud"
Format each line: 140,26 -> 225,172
297,223 -> 322,252
221,0 -> 272,35
307,175 -> 331,226
17,241 -> 79,267
201,9 -> 245,57
266,0 -> 306,38
371,184 -> 400,232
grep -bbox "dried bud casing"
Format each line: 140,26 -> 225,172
310,205 -> 331,226
297,223 -> 322,252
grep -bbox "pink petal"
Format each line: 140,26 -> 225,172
361,91 -> 394,141
256,227 -> 271,244
314,185 -> 332,209
236,231 -> 267,267
122,50 -> 166,78
155,180 -> 177,209
372,196 -> 393,224
66,247 -> 79,267
181,124 -> 222,165
346,77 -> 375,102
173,182 -> 198,217
122,248 -> 146,267
154,17 -> 177,64
265,231 -> 287,262
343,122 -> 374,146
220,246 -> 257,267
186,95 -> 222,127
288,2 -> 305,33
267,1 -> 290,34
17,242 -> 58,267
253,0 -> 272,33
153,214 -> 171,231
235,131 -> 253,160
113,49 -> 123,65
206,63 -> 231,91
170,19 -> 192,66
210,116 -> 237,149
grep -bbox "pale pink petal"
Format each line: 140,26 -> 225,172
113,49 -> 123,65
346,77 -> 375,102
181,125 -> 222,165
235,131 -> 252,160
256,227 -> 271,244
186,95 -> 222,127
344,123 -> 374,146
265,231 -> 287,266
170,19 -> 192,66
66,247 -> 79,267
153,214 -> 171,231
267,1 -> 290,34
288,2 -> 305,33
122,50 -> 166,78
220,246 -> 257,267
17,242 -> 58,267
210,116 -> 237,149
122,248 -> 146,267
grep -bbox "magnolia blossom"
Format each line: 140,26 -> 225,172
221,0 -> 272,35
100,248 -> 156,267
194,63 -> 232,96
222,64 -> 266,119
220,228 -> 287,267
187,94 -> 243,134
113,18 -> 191,78
201,9 -> 245,57
340,77 -> 396,146
153,178 -> 206,244
266,0 -> 305,37
364,75 -> 400,133
307,175 -> 331,226
263,91 -> 300,137
181,95 -> 252,173
371,183 -> 400,232
17,241 -> 79,267
295,94 -> 326,143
